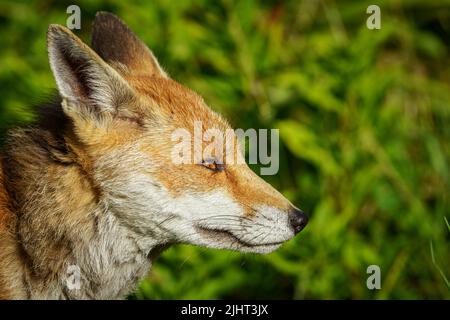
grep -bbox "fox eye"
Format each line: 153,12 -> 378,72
201,158 -> 225,172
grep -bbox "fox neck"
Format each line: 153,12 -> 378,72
2,127 -> 165,299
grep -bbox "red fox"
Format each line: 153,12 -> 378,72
0,12 -> 308,299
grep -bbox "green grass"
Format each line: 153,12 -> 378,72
0,0 -> 449,299
430,217 -> 450,289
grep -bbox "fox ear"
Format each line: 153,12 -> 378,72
47,24 -> 135,115
92,11 -> 167,78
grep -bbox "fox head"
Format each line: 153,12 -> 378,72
46,12 -> 308,254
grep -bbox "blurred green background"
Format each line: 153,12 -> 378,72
0,0 -> 449,299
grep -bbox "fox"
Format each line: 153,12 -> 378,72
0,12 -> 308,300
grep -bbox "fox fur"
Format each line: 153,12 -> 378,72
0,12 -> 306,299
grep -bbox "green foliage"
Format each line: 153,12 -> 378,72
0,0 -> 449,299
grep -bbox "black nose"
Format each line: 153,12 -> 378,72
289,208 -> 309,234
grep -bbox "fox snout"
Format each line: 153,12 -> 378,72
289,207 -> 309,234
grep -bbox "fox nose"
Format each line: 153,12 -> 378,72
289,208 -> 309,234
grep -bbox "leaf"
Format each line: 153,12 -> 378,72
277,120 -> 341,176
